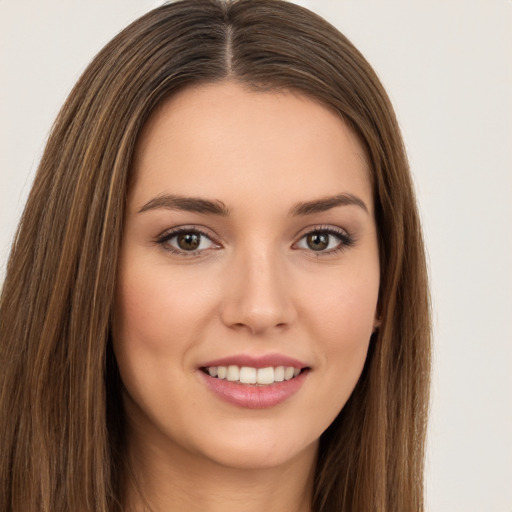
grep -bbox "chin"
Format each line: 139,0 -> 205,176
185,418 -> 321,472
203,439 -> 318,472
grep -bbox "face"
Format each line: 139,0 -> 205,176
113,81 -> 380,472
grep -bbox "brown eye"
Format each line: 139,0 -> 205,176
295,227 -> 354,255
306,233 -> 329,251
177,232 -> 201,251
157,228 -> 218,255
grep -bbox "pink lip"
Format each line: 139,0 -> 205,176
200,353 -> 308,369
198,369 -> 309,409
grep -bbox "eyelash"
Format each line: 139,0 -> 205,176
155,225 -> 355,257
295,225 -> 355,256
155,227 -> 218,256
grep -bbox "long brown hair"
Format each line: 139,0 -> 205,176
0,1 -> 430,510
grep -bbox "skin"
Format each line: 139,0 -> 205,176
113,81 -> 380,512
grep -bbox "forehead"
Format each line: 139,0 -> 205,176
129,81 -> 372,213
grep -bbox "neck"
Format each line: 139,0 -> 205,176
123,426 -> 317,512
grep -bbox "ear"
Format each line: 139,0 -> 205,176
372,315 -> 381,333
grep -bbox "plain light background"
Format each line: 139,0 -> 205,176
1,1 -> 511,511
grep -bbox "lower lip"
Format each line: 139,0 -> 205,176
199,370 -> 308,409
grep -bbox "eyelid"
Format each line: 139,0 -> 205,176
292,224 -> 355,255
154,223 -> 355,257
155,225 -> 222,256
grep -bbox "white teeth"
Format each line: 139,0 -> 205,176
226,365 -> 239,382
256,367 -> 274,385
284,367 -> 295,380
239,366 -> 257,384
274,366 -> 285,382
206,365 -> 303,385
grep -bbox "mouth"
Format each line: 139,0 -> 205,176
198,356 -> 311,409
200,365 -> 308,386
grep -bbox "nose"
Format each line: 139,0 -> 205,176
219,246 -> 297,336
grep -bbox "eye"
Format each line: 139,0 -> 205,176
294,227 -> 354,254
156,228 -> 219,255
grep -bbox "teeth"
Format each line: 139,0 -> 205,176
274,366 -> 285,382
256,367 -> 274,385
239,366 -> 257,384
284,367 -> 295,380
226,365 -> 239,382
205,365 -> 303,385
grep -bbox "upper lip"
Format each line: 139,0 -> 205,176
200,353 -> 309,369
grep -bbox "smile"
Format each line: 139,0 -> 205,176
199,364 -> 309,409
203,365 -> 302,385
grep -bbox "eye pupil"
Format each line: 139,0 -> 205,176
307,232 -> 329,251
177,232 -> 200,250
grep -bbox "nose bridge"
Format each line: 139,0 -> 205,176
220,238 -> 296,334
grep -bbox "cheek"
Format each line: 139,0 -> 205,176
112,259 -> 223,413
112,265 -> 200,427
114,261 -> 213,355
304,266 -> 379,344
112,266 -> 184,401
300,267 -> 379,412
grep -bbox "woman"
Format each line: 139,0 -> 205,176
0,1 -> 430,511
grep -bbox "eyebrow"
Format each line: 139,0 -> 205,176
138,192 -> 368,216
138,194 -> 230,216
289,193 -> 369,216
